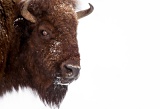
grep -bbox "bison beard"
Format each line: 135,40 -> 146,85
0,0 -> 93,108
39,84 -> 68,107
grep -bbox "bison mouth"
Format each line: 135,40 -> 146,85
54,74 -> 80,86
54,76 -> 72,86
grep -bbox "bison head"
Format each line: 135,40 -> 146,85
13,0 -> 93,107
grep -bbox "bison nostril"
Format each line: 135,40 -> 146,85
64,66 -> 73,77
60,60 -> 81,85
64,64 -> 80,79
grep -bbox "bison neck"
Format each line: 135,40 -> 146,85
0,62 -> 30,96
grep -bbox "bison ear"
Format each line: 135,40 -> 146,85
76,3 -> 94,19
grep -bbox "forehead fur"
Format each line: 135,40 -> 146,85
28,0 -> 78,21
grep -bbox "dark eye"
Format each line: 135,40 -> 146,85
41,30 -> 49,36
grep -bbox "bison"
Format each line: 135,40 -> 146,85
0,0 -> 93,107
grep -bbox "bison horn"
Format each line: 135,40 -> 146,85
76,3 -> 94,19
21,0 -> 36,23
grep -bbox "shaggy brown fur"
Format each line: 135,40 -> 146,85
0,0 -> 82,107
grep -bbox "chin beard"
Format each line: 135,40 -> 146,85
39,84 -> 68,108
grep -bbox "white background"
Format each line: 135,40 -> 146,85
1,0 -> 160,109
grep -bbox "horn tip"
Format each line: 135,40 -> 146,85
88,3 -> 94,14
88,3 -> 94,10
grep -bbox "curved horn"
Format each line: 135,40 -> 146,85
21,0 -> 36,23
76,3 -> 94,19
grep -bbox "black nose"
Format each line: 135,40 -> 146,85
60,60 -> 81,84
64,64 -> 80,79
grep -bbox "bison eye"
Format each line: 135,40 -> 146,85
41,30 -> 48,36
